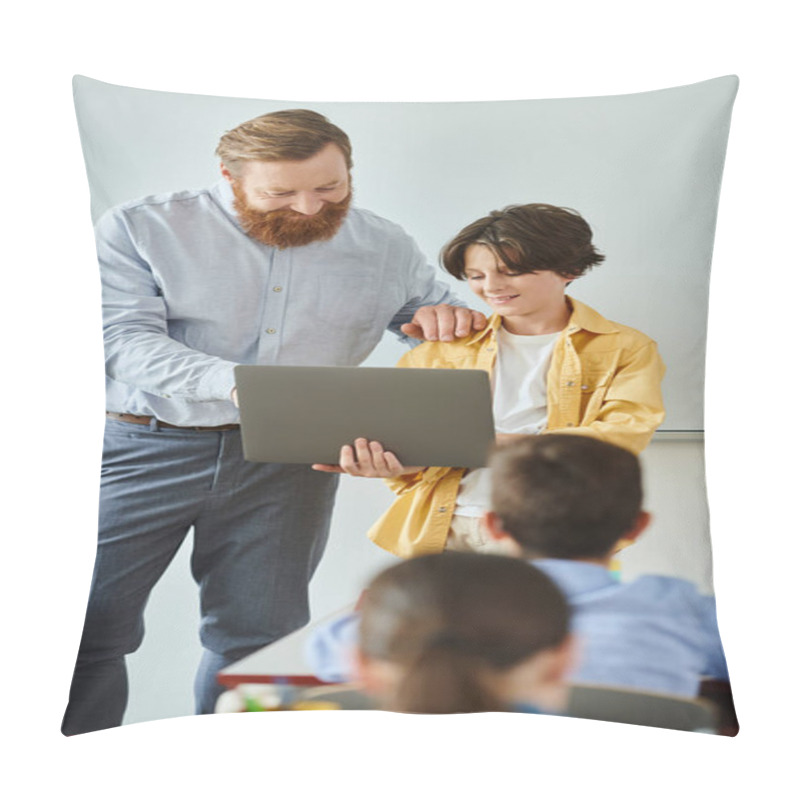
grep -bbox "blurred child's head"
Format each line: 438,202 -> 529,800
355,551 -> 573,714
487,434 -> 649,561
441,204 -> 604,282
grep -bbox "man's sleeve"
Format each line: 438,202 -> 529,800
99,209 -> 239,402
384,234 -> 467,342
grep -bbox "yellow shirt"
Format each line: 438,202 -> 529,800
367,298 -> 666,558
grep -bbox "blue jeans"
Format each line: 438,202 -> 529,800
61,419 -> 339,735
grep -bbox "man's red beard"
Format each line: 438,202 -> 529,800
231,183 -> 352,249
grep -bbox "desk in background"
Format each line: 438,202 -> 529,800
217,602 -> 356,690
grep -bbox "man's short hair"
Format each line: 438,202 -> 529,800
489,434 -> 643,560
216,109 -> 353,174
441,203 -> 605,280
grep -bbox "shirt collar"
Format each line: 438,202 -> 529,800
532,558 -> 618,596
564,296 -> 619,335
460,313 -> 503,346
468,297 -> 616,344
210,179 -> 243,229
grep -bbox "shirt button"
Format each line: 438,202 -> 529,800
566,422 -> 575,427
273,286 -> 283,292
566,381 -> 575,387
437,506 -> 448,513
266,328 -> 277,334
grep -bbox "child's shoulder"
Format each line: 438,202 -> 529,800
619,574 -> 716,618
400,329 -> 491,368
571,299 -> 657,348
609,319 -> 658,349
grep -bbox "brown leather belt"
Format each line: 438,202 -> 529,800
106,412 -> 240,432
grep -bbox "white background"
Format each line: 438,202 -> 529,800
3,1 -> 796,797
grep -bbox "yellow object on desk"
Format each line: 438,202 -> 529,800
290,701 -> 341,711
610,535 -> 637,580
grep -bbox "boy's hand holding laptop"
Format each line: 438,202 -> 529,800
312,438 -> 423,477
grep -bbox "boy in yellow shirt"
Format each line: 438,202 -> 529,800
314,203 -> 665,557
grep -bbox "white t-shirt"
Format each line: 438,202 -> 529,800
455,326 -> 560,517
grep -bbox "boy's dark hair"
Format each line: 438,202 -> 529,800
359,552 -> 569,714
441,203 -> 604,280
489,434 -> 643,560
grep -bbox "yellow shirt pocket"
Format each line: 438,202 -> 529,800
579,369 -> 614,420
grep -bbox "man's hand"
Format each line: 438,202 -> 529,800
312,438 -> 423,477
401,305 -> 487,342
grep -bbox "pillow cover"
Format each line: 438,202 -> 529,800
65,75 -> 738,735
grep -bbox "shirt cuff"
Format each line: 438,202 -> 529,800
196,360 -> 239,402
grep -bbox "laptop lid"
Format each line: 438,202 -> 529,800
234,365 -> 495,468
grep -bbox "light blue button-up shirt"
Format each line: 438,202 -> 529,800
99,180 -> 460,426
535,559 -> 729,697
305,559 -> 729,698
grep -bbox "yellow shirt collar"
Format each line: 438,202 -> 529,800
470,296 -> 620,341
565,297 -> 620,335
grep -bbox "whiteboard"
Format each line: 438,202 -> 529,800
73,75 -> 737,431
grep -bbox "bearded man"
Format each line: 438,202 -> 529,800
62,109 -> 485,735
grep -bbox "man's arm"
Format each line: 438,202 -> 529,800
386,234 -> 486,343
99,209 -> 238,403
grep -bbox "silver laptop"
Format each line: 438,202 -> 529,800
234,365 -> 495,468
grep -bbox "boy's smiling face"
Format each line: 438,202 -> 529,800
463,244 -> 572,335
